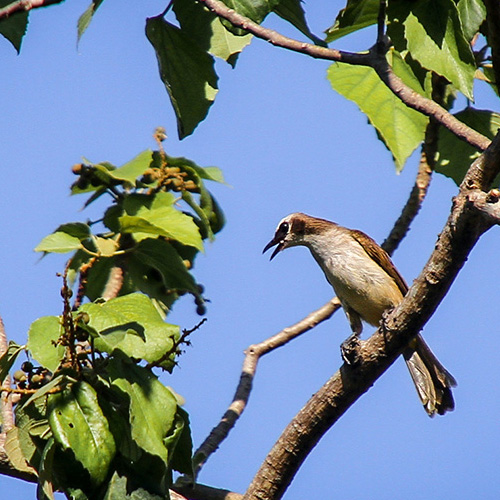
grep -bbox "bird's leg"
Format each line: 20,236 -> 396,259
341,308 -> 363,365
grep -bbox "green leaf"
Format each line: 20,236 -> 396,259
224,0 -> 281,24
163,154 -> 225,183
79,293 -> 180,366
131,238 -> 200,294
27,316 -> 65,372
103,472 -> 165,500
456,0 -> 486,41
146,16 -> 218,139
77,0 -> 105,44
109,150 -> 153,186
4,427 -> 37,475
173,0 -> 252,68
327,50 -> 429,170
120,191 -> 203,251
107,357 -> 179,463
388,0 -> 476,100
48,381 -> 116,486
35,232 -> 83,254
14,395 -> 49,472
37,438 -> 56,500
0,341 -> 23,383
436,108 -> 500,186
273,0 -> 326,46
325,0 -> 378,42
0,0 -> 28,53
167,407 -> 193,476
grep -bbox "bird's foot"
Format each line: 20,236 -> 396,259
341,333 -> 362,365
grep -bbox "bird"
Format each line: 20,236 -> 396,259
263,212 -> 456,417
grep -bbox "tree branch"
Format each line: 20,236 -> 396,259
243,133 -> 500,499
199,0 -> 490,152
0,316 -> 14,450
0,0 -> 63,19
192,298 -> 341,476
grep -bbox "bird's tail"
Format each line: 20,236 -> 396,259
403,334 -> 457,417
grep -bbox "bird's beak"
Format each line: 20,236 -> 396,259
263,236 -> 284,260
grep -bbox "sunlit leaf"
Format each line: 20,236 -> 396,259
325,0 -> 378,42
48,381 -> 116,486
27,316 -> 65,372
146,16 -> 218,139
80,293 -> 180,366
327,50 -> 428,170
107,357 -> 178,463
436,108 -> 500,186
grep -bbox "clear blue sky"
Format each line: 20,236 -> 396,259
1,1 -> 499,498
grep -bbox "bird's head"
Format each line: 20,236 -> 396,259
263,212 -> 326,260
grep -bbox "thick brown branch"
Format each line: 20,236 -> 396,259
200,0 -> 490,152
0,0 -> 63,19
467,189 -> 500,224
243,134 -> 500,500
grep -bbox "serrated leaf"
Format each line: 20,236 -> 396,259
0,0 -> 28,53
109,150 -> 153,185
27,316 -> 65,372
456,0 -> 486,41
224,0 -> 281,24
48,381 -> 116,486
4,427 -> 37,475
436,108 -> 500,186
146,16 -> 218,139
173,0 -> 252,67
103,472 -> 165,500
0,341 -> 23,383
35,232 -> 83,254
131,238 -> 199,294
79,293 -> 180,366
93,236 -> 119,257
325,0 -> 378,42
107,357 -> 178,463
77,0 -> 105,44
167,407 -> 193,476
327,50 -> 428,170
274,0 -> 326,46
388,0 -> 476,100
120,192 -> 203,251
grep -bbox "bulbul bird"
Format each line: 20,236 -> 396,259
263,212 -> 456,417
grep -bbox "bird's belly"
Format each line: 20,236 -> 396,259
323,257 -> 403,326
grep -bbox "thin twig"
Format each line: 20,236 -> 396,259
147,318 -> 207,370
200,0 -> 490,152
192,298 -> 341,476
0,0 -> 63,19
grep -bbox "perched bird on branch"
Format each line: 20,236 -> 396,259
264,212 -> 456,417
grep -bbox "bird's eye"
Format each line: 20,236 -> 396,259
279,222 -> 289,234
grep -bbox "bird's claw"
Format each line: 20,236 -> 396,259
341,333 -> 362,365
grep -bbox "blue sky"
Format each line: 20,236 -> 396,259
1,1 -> 499,498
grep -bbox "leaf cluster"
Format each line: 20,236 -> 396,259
0,135 -> 225,498
326,0 -> 499,175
